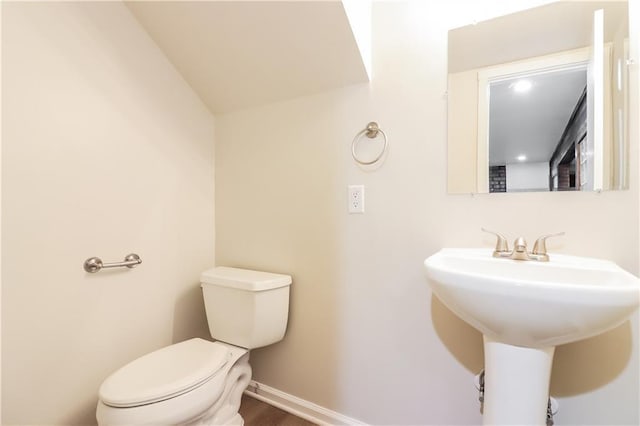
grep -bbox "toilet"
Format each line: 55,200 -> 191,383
96,267 -> 292,425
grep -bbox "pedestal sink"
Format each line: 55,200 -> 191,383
424,248 -> 640,425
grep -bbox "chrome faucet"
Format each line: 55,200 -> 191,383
482,228 -> 564,262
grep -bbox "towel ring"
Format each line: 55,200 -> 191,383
351,122 -> 388,165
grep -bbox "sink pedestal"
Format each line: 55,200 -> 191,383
483,336 -> 555,426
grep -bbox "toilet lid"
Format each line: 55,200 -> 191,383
99,338 -> 230,408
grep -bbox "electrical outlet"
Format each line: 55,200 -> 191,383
348,185 -> 364,214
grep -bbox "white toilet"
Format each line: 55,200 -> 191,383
96,267 -> 292,425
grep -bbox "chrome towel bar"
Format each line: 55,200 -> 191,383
84,253 -> 142,273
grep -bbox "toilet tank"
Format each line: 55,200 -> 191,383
200,267 -> 292,349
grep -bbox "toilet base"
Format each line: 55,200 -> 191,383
186,350 -> 251,426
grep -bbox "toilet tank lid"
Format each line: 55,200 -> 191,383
201,266 -> 292,291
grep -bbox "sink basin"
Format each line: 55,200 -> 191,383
424,248 -> 640,348
424,248 -> 640,425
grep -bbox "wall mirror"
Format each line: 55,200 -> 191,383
447,1 -> 630,194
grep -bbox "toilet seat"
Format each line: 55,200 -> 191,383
96,340 -> 249,425
100,338 -> 230,408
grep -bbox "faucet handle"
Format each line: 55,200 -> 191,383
532,232 -> 565,255
481,228 -> 509,253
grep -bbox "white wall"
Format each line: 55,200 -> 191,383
506,161 -> 550,192
1,3 -> 215,424
215,2 -> 639,425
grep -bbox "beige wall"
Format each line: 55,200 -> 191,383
1,2 -> 215,424
1,1 -> 4,422
216,2 -> 639,425
447,69 -> 478,194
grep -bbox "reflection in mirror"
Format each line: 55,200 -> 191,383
447,1 -> 630,194
489,67 -> 588,192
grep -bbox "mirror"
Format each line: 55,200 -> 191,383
447,1 -> 630,193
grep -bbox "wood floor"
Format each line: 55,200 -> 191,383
239,395 -> 317,426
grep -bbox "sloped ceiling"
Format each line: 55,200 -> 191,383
126,1 -> 370,114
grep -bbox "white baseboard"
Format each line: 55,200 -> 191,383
243,380 -> 367,426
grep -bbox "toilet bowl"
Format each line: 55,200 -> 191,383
96,267 -> 291,425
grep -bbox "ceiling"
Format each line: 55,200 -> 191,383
489,68 -> 587,166
126,1 -> 370,114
